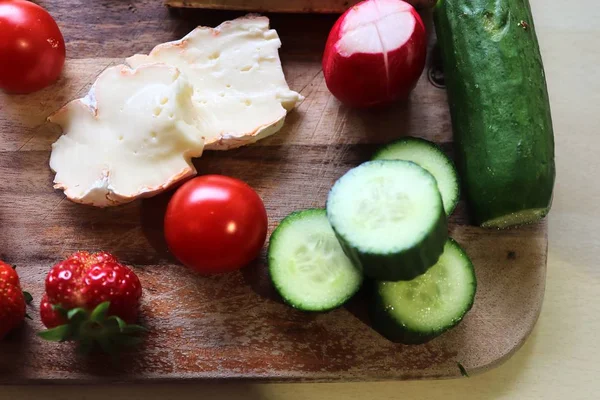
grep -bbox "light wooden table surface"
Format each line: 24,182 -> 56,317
2,0 -> 598,398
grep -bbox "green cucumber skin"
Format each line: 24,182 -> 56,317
434,0 -> 556,227
331,209 -> 448,282
369,239 -> 477,344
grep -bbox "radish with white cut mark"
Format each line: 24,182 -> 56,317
322,0 -> 427,108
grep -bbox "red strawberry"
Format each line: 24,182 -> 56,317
40,293 -> 65,328
0,261 -> 27,339
39,252 -> 145,353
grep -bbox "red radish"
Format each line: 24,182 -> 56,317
322,0 -> 427,108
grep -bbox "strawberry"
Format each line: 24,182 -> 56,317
38,251 -> 145,353
0,261 -> 27,339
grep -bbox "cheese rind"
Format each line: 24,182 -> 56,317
127,15 -> 303,150
49,64 -> 205,207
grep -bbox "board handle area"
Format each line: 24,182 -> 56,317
165,0 -> 436,13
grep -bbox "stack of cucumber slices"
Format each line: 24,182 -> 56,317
268,137 -> 477,344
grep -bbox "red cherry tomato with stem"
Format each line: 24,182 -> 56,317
0,0 -> 66,93
164,175 -> 268,274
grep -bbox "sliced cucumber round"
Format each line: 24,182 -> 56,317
370,238 -> 477,344
373,137 -> 460,216
326,160 -> 447,281
268,209 -> 363,312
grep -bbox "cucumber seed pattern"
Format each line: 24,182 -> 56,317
293,233 -> 347,283
403,261 -> 450,311
354,178 -> 413,231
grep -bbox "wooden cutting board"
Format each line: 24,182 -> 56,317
0,0 -> 547,384
164,0 -> 436,13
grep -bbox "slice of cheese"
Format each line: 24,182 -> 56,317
49,64 -> 205,207
127,15 -> 303,150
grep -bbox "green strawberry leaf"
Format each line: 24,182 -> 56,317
38,325 -> 72,342
115,316 -> 126,331
96,336 -> 114,355
76,337 -> 94,355
457,362 -> 469,378
25,313 -> 33,320
67,307 -> 87,321
51,304 -> 68,318
40,301 -> 147,354
121,324 -> 147,335
90,301 -> 111,323
107,315 -> 126,332
23,291 -> 33,304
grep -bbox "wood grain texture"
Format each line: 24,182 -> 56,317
0,0 -> 547,384
164,0 -> 436,13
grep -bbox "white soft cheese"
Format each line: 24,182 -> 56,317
49,64 -> 205,207
127,15 -> 303,150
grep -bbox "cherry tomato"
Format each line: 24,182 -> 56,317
0,0 -> 66,93
164,175 -> 268,274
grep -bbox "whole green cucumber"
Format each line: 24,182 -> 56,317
434,0 -> 555,228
